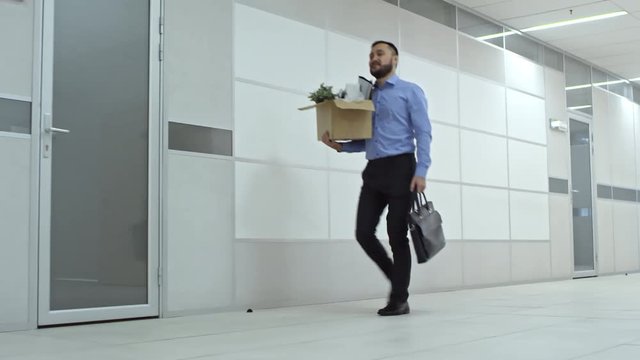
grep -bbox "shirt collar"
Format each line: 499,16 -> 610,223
375,74 -> 399,89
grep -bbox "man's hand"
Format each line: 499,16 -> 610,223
410,176 -> 426,193
321,131 -> 342,152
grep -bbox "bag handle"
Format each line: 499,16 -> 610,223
411,191 -> 430,212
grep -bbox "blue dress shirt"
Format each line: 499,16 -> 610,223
341,74 -> 432,178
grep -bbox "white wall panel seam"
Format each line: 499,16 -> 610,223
459,126 -> 546,146
459,70 -> 505,89
229,0 -> 238,307
504,50 -> 514,282
455,27 -> 467,286
235,77 -> 308,97
505,86 -> 546,101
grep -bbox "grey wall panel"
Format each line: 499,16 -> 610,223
0,98 -> 31,134
597,184 -> 612,199
612,187 -> 637,202
549,177 -> 569,194
169,122 -> 232,156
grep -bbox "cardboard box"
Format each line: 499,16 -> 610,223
299,99 -> 374,141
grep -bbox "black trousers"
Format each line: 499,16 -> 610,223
355,153 -> 415,304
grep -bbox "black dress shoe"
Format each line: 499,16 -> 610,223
377,302 -> 410,316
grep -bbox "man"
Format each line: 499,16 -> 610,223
321,40 -> 432,316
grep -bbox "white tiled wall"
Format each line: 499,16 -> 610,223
235,162 -> 329,240
167,153 -> 234,312
326,33 -> 371,90
612,202 -> 640,272
164,0 -> 233,129
234,4 -> 325,92
234,81 -> 327,167
636,104 -> 640,188
508,140 -> 548,192
458,34 -> 505,83
462,186 -> 510,240
160,0 -> 640,315
509,191 -> 550,241
549,195 -> 572,278
506,89 -> 547,145
463,242 -> 511,285
608,93 -> 636,189
399,54 -> 459,125
505,52 -> 545,98
545,68 -> 570,180
596,200 -> 615,274
427,182 -> 462,240
636,104 -> 640,187
428,123 -> 460,182
329,171 -> 363,240
511,242 -> 551,282
399,8 -> 457,67
592,89 -> 612,185
460,130 -> 508,187
412,242 -> 464,291
459,74 -> 506,135
13,0 -> 640,333
0,138 -> 31,326
0,1 -> 33,98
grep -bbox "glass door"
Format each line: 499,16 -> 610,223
38,0 -> 162,325
569,117 -> 597,278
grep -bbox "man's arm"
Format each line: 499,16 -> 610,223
409,86 -> 432,191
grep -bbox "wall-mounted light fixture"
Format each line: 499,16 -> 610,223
549,118 -> 568,132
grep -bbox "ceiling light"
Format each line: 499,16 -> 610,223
568,105 -> 593,110
476,30 -> 520,41
522,11 -> 628,33
565,84 -> 592,91
593,79 -> 629,87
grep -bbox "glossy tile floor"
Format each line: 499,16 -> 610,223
2,274 -> 640,360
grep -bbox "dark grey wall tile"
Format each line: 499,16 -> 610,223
0,98 -> 31,134
597,184 -> 612,199
169,122 -> 232,156
549,177 -> 569,194
612,187 -> 637,202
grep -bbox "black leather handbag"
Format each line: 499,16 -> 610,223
407,192 -> 445,263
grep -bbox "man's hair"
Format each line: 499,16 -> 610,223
371,40 -> 398,56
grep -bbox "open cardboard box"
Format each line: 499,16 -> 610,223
299,99 -> 374,141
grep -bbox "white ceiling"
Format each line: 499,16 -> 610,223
453,0 -> 640,85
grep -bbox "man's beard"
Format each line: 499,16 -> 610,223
370,62 -> 393,79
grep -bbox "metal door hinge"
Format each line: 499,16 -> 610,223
159,16 -> 164,35
157,267 -> 163,286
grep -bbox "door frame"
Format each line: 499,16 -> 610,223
36,0 -> 163,326
568,110 -> 599,279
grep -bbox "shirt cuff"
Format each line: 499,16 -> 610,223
415,164 -> 428,178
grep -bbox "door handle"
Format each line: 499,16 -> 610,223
45,127 -> 70,134
43,113 -> 70,135
42,113 -> 70,159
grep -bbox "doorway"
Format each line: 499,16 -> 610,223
569,115 -> 597,278
37,0 -> 162,325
